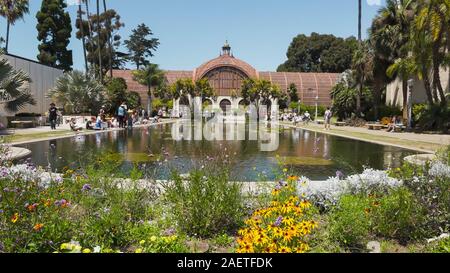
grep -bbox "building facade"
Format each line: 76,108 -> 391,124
113,42 -> 340,115
0,53 -> 63,116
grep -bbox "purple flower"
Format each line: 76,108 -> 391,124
274,216 -> 283,227
81,184 -> 92,192
163,228 -> 176,236
336,171 -> 345,180
0,209 -> 4,214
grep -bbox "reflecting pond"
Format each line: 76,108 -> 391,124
19,120 -> 418,181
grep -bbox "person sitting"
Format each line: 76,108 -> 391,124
303,111 -> 311,125
387,116 -> 396,132
69,118 -> 83,132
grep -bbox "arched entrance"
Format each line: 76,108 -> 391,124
219,99 -> 232,114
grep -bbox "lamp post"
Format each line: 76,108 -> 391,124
407,79 -> 414,130
315,92 -> 319,123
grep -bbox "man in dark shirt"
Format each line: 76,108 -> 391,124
49,103 -> 58,130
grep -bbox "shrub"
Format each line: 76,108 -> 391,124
236,176 -> 318,253
371,187 -> 425,243
163,165 -> 244,238
328,195 -> 372,249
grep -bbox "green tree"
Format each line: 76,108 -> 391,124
170,78 -> 195,106
48,70 -> 106,115
36,0 -> 73,71
277,33 -> 357,73
124,24 -> 160,69
0,50 -> 35,112
0,0 -> 29,53
352,41 -> 373,117
132,63 -> 166,115
194,78 -> 215,99
75,7 -> 125,79
241,79 -> 281,120
105,77 -> 127,114
287,83 -> 299,103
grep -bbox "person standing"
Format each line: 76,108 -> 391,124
324,107 -> 333,130
49,103 -> 58,130
117,103 -> 126,128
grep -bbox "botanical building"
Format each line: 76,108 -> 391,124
113,42 -> 340,114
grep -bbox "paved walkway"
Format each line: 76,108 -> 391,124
281,122 -> 450,153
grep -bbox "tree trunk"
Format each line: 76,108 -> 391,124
103,0 -> 113,78
358,0 -> 362,42
96,0 -> 102,82
79,4 -> 89,74
356,77 -> 363,117
402,80 -> 408,121
422,66 -> 434,106
5,20 -> 10,53
373,80 -> 381,120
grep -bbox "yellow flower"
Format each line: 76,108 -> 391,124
60,243 -> 69,250
11,213 -> 19,223
135,248 -> 143,253
150,236 -> 157,242
283,168 -> 288,173
271,189 -> 280,196
139,240 -> 146,245
82,249 -> 91,254
287,176 -> 298,181
279,246 -> 292,253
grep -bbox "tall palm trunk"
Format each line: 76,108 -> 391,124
358,0 -> 362,41
5,20 -> 10,53
422,65 -> 434,106
78,4 -> 89,74
402,80 -> 408,120
103,0 -> 113,78
432,25 -> 447,107
96,0 -> 102,82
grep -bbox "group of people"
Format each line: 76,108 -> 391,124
280,107 -> 333,130
386,116 -> 405,133
64,102 -> 165,133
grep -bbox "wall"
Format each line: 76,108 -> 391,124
0,54 -> 63,116
386,67 -> 449,107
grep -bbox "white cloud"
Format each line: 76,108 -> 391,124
66,0 -> 81,6
367,0 -> 382,6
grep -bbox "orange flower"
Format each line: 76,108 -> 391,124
11,213 -> 19,223
33,223 -> 44,231
287,176 -> 298,181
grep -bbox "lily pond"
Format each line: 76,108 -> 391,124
19,121 -> 418,181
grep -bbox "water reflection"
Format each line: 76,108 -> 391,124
19,120 -> 417,181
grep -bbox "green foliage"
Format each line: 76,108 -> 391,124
105,77 -> 127,113
194,78 -> 215,98
287,83 -> 299,102
124,23 -> 160,70
126,91 -> 141,110
75,7 -> 125,75
425,237 -> 450,253
0,51 -> 36,112
152,98 -> 164,110
36,0 -> 72,71
164,166 -> 244,238
371,187 -> 425,243
0,0 -> 29,51
415,104 -> 450,133
330,81 -> 372,120
278,33 -> 357,73
212,234 -> 235,247
328,195 -> 372,248
48,70 -> 106,115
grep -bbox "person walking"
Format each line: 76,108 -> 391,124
49,103 -> 58,130
324,107 -> 332,130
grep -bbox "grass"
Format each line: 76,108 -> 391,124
1,130 -> 76,144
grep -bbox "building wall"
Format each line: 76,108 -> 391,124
386,67 -> 449,107
0,54 -> 63,116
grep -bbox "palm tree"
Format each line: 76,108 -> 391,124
96,0 -> 102,82
415,0 -> 449,107
0,51 -> 35,112
132,64 -> 166,115
358,0 -> 362,42
353,41 -> 373,116
103,0 -> 113,78
0,0 -> 29,53
48,70 -> 105,114
77,2 -> 89,74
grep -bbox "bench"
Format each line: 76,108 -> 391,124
367,124 -> 386,130
11,120 -> 36,129
394,125 -> 406,133
316,119 -> 325,125
334,122 -> 346,127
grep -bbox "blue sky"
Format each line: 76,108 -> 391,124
0,0 -> 385,71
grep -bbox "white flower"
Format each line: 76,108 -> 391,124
429,161 -> 450,179
93,246 -> 101,253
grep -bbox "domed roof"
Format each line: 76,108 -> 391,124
194,43 -> 258,80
